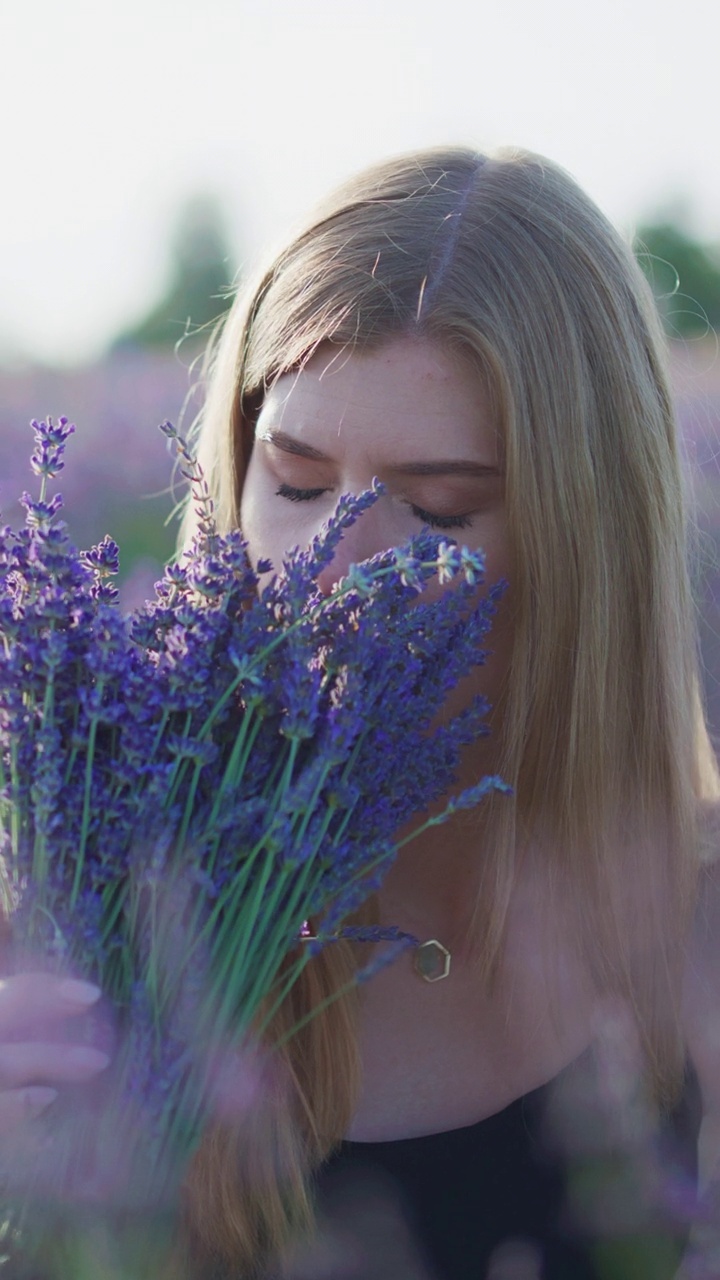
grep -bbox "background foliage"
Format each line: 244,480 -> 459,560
636,217 -> 720,336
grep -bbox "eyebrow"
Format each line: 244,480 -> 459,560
257,428 -> 502,478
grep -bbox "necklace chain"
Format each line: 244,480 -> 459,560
297,922 -> 451,982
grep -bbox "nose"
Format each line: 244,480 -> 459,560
315,504 -> 394,597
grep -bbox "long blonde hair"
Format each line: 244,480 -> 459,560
176,145 -> 719,1276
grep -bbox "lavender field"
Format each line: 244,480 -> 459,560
2,341 -> 720,737
0,349 -> 205,612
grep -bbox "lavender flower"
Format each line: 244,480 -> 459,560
0,414 -> 511,1271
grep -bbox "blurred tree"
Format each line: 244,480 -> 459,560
634,215 -> 720,336
111,196 -> 237,352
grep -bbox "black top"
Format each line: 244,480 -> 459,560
311,1051 -> 702,1280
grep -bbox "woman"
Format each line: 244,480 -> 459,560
1,145 -> 719,1279
177,144 -> 720,1278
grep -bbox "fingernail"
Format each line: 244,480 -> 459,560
23,1086 -> 58,1115
66,1046 -> 110,1070
58,979 -> 102,1006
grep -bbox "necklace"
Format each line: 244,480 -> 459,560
297,921 -> 451,983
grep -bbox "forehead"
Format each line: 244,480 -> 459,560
257,336 -> 500,464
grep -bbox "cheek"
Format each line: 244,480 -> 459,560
239,464 -> 282,574
238,493 -> 263,569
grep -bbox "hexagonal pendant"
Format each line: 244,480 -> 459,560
413,939 -> 451,982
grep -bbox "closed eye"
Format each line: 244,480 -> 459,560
409,504 -> 472,531
275,483 -> 473,531
276,483 -> 327,502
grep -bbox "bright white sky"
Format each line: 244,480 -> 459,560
1,0 -> 718,366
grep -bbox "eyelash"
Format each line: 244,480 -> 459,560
275,483 -> 473,531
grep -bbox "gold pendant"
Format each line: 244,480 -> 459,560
413,939 -> 451,982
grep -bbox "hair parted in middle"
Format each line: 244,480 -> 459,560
176,144 -> 719,1277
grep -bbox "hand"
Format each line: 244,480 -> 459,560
0,972 -> 110,1132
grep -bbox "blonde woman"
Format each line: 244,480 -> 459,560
183,145 -> 720,1280
1,146 -> 719,1279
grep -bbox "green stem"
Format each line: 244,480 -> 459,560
175,761 -> 204,856
143,882 -> 160,1008
193,844 -> 261,957
257,736 -> 294,803
32,664 -> 57,885
30,902 -> 66,954
276,735 -> 300,802
268,973 -> 360,1054
209,853 -> 278,1008
244,861 -> 325,1035
100,879 -> 129,947
172,708 -> 265,955
163,711 -> 194,813
293,761 -> 333,845
393,797 -> 470,849
150,709 -> 170,762
62,651 -> 85,789
211,802 -> 339,1044
72,711 -> 101,910
195,670 -> 245,742
176,704 -> 266,971
8,741 -> 21,871
206,704 -> 263,832
159,875 -> 310,1155
253,949 -> 311,1042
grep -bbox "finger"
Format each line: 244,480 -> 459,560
0,1042 -> 110,1089
0,1085 -> 58,1131
0,975 -> 101,1033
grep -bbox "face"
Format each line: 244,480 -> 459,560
240,335 -> 512,737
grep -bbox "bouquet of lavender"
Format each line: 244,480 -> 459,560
0,416 -> 508,1274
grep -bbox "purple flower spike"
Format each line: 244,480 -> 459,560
29,415 -> 75,480
82,534 -> 121,576
20,491 -> 63,527
0,411 -> 509,1246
